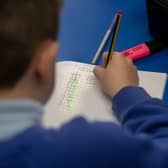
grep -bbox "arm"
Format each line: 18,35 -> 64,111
94,52 -> 168,142
113,86 -> 168,141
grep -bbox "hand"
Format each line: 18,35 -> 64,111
94,52 -> 139,97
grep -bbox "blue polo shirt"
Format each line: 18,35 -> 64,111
0,87 -> 168,167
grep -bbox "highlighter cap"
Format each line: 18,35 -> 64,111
145,40 -> 167,54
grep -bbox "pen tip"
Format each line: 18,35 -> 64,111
118,10 -> 123,15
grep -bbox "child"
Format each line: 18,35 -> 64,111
0,0 -> 168,167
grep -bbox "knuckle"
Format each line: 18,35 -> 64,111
133,65 -> 138,70
103,52 -> 108,56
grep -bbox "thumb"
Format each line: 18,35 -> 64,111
93,66 -> 104,81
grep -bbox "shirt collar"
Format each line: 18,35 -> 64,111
0,100 -> 43,141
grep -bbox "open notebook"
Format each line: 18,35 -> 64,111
43,61 -> 167,128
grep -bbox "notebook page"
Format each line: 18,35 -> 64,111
138,71 -> 166,98
44,61 -> 115,128
43,61 -> 167,128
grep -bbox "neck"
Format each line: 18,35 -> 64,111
0,73 -> 47,104
0,86 -> 34,100
0,77 -> 42,102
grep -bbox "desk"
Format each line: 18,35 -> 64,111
58,0 -> 168,102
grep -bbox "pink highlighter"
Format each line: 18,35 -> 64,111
121,40 -> 166,61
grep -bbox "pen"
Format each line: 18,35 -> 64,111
91,13 -> 118,65
105,10 -> 123,67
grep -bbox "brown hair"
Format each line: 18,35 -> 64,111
0,0 -> 62,88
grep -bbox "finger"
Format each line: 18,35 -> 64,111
102,52 -> 108,66
107,52 -> 123,65
113,51 -> 121,55
105,52 -> 124,67
93,66 -> 104,80
111,52 -> 123,60
126,57 -> 133,64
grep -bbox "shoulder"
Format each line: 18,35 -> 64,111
21,117 -> 122,147
8,117 -> 160,168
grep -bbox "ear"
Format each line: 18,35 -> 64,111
32,40 -> 59,84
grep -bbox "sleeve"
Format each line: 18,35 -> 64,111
112,86 -> 168,142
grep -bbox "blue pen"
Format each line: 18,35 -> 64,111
91,13 -> 118,64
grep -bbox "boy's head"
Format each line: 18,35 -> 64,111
0,0 -> 62,103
